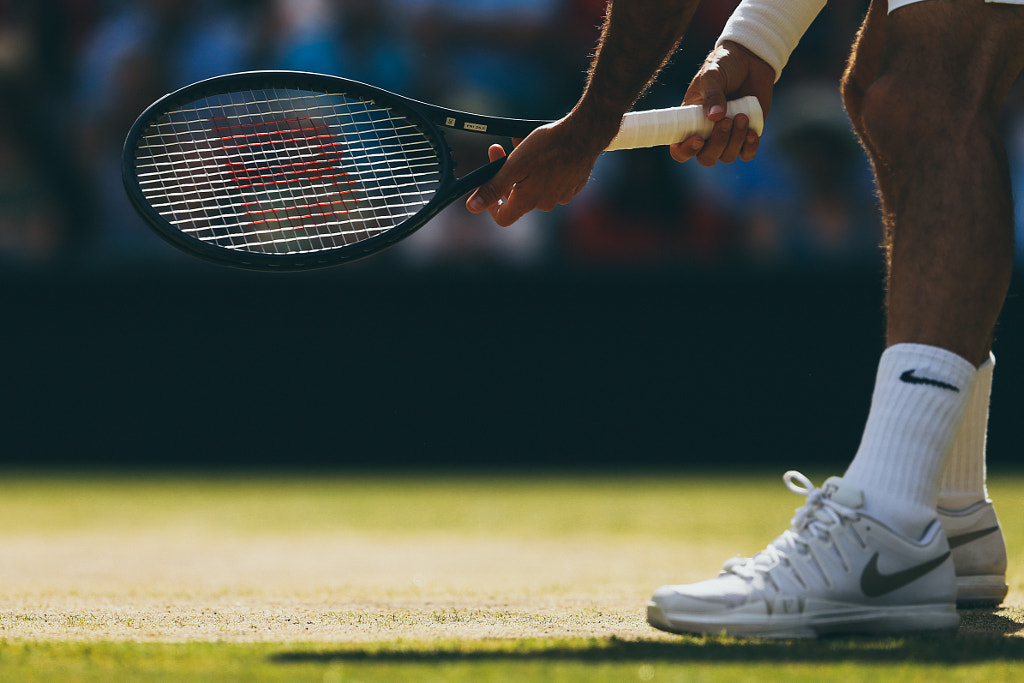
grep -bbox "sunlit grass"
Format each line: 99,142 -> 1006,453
0,469 -> 807,540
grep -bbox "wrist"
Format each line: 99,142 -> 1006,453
716,0 -> 827,82
564,98 -> 628,153
718,39 -> 778,85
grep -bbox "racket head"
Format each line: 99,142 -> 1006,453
122,71 -> 467,270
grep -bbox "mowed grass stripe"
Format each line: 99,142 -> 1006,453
1,634 -> 1024,682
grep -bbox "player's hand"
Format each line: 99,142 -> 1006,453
672,40 -> 775,167
466,117 -> 607,227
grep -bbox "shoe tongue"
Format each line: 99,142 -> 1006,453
821,476 -> 865,509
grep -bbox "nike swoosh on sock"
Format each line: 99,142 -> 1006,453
899,369 -> 960,392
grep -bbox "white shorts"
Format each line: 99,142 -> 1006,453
891,0 -> 1024,12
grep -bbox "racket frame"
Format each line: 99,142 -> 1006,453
122,71 -> 544,270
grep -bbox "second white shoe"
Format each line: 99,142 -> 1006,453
647,472 -> 960,639
939,499 -> 1008,607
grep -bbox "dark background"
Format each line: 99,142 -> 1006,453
6,264 -> 1024,472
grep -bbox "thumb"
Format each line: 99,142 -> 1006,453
466,144 -> 511,214
466,182 -> 504,214
702,78 -> 729,122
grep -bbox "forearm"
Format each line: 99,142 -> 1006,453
571,0 -> 703,147
717,0 -> 828,82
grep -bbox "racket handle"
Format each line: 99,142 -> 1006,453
604,96 -> 764,151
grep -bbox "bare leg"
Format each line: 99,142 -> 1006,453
843,0 -> 1024,366
841,0 -> 894,266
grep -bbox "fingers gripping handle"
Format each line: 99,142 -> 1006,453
603,96 -> 764,151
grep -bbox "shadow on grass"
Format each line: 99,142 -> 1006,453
271,609 -> 1024,666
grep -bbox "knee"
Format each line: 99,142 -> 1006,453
857,75 -> 977,167
839,68 -> 868,137
858,77 -> 903,161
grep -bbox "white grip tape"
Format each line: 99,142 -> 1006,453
603,96 -> 764,151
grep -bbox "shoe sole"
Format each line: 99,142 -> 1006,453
956,575 -> 1009,608
647,601 -> 960,639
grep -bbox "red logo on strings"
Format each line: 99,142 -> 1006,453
211,116 -> 358,229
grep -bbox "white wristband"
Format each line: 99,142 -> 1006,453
716,0 -> 828,82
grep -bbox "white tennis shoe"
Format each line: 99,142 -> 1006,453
647,472 -> 960,639
938,500 -> 1008,607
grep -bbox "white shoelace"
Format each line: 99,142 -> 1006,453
725,471 -> 864,586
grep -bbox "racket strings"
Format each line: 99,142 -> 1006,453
133,88 -> 443,255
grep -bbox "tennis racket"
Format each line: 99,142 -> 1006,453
122,71 -> 763,271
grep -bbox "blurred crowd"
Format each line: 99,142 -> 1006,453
1,0 -> 1023,273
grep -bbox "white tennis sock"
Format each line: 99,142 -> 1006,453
937,353 -> 994,511
842,343 -> 977,539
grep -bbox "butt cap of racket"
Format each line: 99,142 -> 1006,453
604,96 -> 764,152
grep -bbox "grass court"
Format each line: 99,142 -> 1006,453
0,470 -> 1020,681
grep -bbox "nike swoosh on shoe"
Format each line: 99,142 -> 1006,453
860,551 -> 951,598
947,526 -> 1000,550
